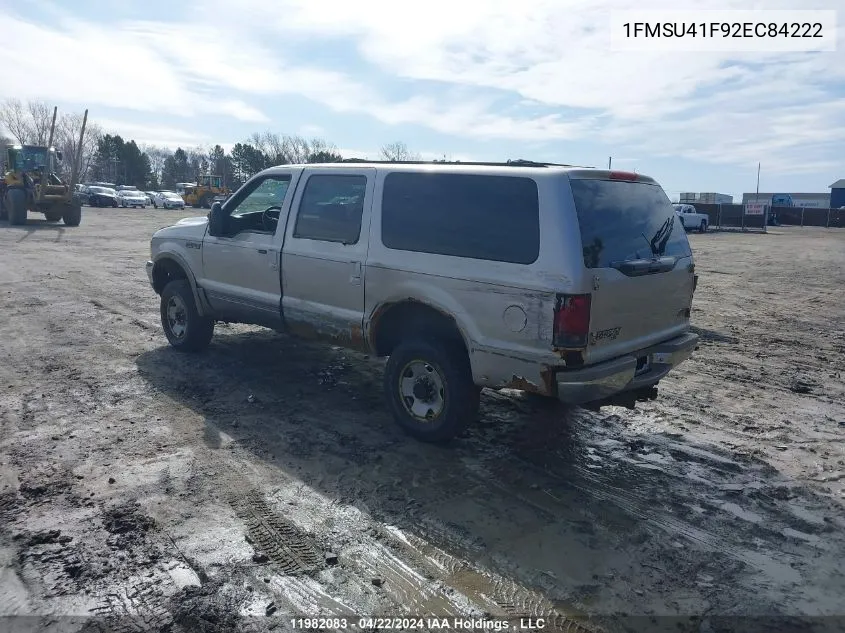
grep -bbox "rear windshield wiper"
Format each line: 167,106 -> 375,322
611,256 -> 677,276
649,215 -> 675,256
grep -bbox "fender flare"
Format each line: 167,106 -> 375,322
366,292 -> 477,357
151,252 -> 212,316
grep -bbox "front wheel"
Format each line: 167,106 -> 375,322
160,279 -> 214,352
62,203 -> 82,226
384,339 -> 479,442
6,189 -> 27,225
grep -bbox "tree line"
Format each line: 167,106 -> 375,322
0,99 -> 423,191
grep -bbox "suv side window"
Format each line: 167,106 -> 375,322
293,174 -> 366,244
220,175 -> 291,237
381,172 -> 540,264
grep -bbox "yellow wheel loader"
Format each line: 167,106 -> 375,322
0,107 -> 88,226
179,175 -> 229,209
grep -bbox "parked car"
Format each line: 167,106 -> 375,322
118,189 -> 148,208
86,186 -> 118,207
673,203 -> 709,232
146,162 -> 699,442
144,191 -> 158,206
154,191 -> 186,210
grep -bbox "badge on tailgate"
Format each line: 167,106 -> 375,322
589,327 -> 621,345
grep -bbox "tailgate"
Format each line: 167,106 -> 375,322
569,172 -> 695,364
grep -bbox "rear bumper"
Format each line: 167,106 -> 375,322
556,332 -> 698,404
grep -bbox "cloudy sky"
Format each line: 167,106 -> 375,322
0,0 -> 842,201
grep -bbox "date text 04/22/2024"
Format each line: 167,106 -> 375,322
609,10 -> 837,52
289,617 -> 546,630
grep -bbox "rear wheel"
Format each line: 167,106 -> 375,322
201,194 -> 213,209
160,279 -> 214,352
62,203 -> 82,226
384,338 -> 479,442
6,189 -> 27,226
699,220 -> 707,233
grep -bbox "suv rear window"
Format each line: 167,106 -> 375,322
569,178 -> 692,269
381,172 -> 540,264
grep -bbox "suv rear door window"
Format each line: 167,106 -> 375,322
293,175 -> 366,244
381,172 -> 539,264
570,178 -> 692,269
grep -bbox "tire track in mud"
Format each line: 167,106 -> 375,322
228,489 -> 325,576
213,463 -> 603,629
85,572 -> 175,633
88,298 -> 156,332
461,412 -> 832,593
378,525 -> 604,633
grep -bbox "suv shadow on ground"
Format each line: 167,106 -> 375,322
134,328 -> 845,628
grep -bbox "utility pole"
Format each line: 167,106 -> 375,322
608,157 -> 612,169
755,162 -> 761,200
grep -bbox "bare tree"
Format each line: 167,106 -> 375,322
0,99 -> 34,144
380,141 -> 420,162
281,135 -> 311,164
249,131 -> 331,165
56,113 -> 102,183
141,145 -> 172,185
28,101 -> 54,145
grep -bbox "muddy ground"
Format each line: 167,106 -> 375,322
0,209 -> 844,633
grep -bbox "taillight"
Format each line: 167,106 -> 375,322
553,294 -> 591,348
609,171 -> 639,181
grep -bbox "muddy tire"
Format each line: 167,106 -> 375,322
160,279 -> 214,352
6,189 -> 27,226
384,338 -> 479,443
62,203 -> 82,226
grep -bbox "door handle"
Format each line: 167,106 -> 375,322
350,261 -> 362,285
257,249 -> 267,254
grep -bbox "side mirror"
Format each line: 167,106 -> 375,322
208,201 -> 223,236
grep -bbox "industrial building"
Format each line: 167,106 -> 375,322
680,192 -> 733,204
742,192 -> 831,208
830,180 -> 845,208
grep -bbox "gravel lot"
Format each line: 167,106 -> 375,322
1,209 -> 844,633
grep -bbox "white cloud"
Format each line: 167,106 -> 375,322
206,0 -> 845,172
95,119 -> 207,148
3,0 -> 843,176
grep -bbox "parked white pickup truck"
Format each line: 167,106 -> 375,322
673,204 -> 709,232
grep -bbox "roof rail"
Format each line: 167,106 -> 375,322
338,158 -> 588,168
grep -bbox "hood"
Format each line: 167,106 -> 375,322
152,216 -> 208,240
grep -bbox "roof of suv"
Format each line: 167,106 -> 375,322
261,161 -> 657,185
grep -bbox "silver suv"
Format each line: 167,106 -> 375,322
146,161 -> 698,442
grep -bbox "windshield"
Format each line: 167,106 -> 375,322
569,178 -> 692,268
164,193 -> 182,200
102,188 -> 116,196
11,146 -> 50,171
